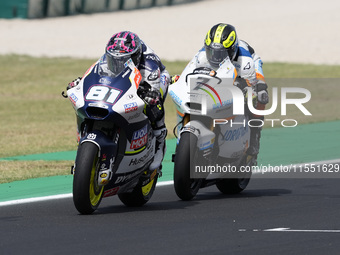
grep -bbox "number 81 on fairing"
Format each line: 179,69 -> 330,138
85,85 -> 122,104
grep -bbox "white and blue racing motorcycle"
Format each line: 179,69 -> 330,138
169,57 -> 255,200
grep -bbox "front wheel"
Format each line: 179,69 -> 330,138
174,132 -> 202,201
73,142 -> 104,214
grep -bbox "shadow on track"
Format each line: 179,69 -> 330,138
90,187 -> 291,215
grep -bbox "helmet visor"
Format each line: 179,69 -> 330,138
205,44 -> 229,67
106,52 -> 131,77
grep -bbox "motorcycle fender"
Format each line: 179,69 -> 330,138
80,131 -> 118,182
180,120 -> 216,151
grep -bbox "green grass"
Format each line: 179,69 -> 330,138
1,54 -> 340,183
0,161 -> 72,183
1,55 -> 95,158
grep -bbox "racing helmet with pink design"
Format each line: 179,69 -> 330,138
106,31 -> 142,76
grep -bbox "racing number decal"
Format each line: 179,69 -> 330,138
86,86 -> 108,100
86,85 -> 121,104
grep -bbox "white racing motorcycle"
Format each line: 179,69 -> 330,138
64,59 -> 159,214
169,57 -> 255,200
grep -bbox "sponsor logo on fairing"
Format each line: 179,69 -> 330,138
199,140 -> 214,150
193,67 -> 216,77
124,58 -> 133,68
129,145 -> 154,166
169,90 -> 182,106
115,170 -> 141,184
130,125 -> 148,149
69,93 -> 78,105
212,99 -> 233,109
124,102 -> 138,113
223,125 -> 249,141
103,187 -> 119,197
99,78 -> 111,84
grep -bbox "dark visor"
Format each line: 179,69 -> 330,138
205,45 -> 229,67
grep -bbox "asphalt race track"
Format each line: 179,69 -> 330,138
1,164 -> 340,254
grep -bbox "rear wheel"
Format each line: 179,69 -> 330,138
73,142 -> 104,214
118,171 -> 158,207
174,132 -> 202,201
216,177 -> 251,194
216,156 -> 254,194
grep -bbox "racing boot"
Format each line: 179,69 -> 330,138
246,125 -> 262,156
149,125 -> 167,173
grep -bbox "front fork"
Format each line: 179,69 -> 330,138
76,130 -> 119,187
179,117 -> 217,163
173,114 -> 217,162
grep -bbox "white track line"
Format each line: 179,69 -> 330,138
0,181 -> 174,207
239,227 -> 340,233
264,228 -> 340,233
0,193 -> 73,207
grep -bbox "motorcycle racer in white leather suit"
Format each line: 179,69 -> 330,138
173,23 -> 268,157
68,31 -> 170,172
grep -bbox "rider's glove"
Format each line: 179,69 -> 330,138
257,90 -> 269,104
254,82 -> 269,104
144,89 -> 161,105
67,77 -> 82,90
170,75 -> 180,84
